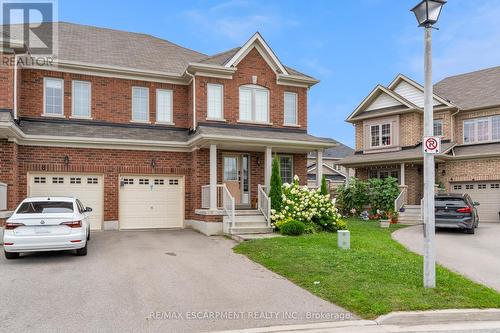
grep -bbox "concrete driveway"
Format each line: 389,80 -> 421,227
393,223 -> 500,292
0,230 -> 353,333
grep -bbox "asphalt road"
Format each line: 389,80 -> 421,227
0,230 -> 353,333
393,223 -> 500,292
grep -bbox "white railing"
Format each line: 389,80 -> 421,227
221,184 -> 235,232
258,184 -> 271,227
394,186 -> 408,212
201,185 -> 223,209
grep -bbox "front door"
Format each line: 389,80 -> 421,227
223,154 -> 250,207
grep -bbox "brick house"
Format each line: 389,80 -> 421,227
307,142 -> 354,190
0,22 -> 335,235
340,69 -> 500,223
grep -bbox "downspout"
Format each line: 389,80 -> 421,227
13,53 -> 18,120
450,108 -> 460,142
185,71 -> 196,130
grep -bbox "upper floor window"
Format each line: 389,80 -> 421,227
370,123 -> 391,148
433,119 -> 443,136
207,84 -> 223,120
464,116 -> 500,144
72,81 -> 91,118
132,87 -> 149,122
44,78 -> 64,116
156,89 -> 173,123
239,85 -> 269,123
284,92 -> 298,125
279,155 -> 293,184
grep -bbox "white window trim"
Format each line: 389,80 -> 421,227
206,83 -> 225,121
71,80 -> 92,119
369,123 -> 392,149
283,91 -> 299,126
238,84 -> 271,124
155,88 -> 174,125
463,116 -> 500,144
131,86 -> 150,123
279,155 -> 294,184
433,119 -> 443,137
43,77 -> 65,117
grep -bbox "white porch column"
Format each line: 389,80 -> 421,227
264,146 -> 272,190
345,167 -> 351,185
209,144 -> 217,210
316,149 -> 323,188
400,163 -> 406,186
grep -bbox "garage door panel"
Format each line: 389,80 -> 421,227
452,182 -> 500,223
29,174 -> 104,230
119,176 -> 184,229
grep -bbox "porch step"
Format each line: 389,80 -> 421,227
235,209 -> 261,216
233,222 -> 268,228
229,227 -> 274,235
398,205 -> 422,225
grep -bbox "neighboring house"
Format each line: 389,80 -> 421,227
340,69 -> 500,223
0,22 -> 336,235
307,142 -> 354,189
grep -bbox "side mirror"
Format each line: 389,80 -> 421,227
85,207 -> 93,212
473,202 -> 480,207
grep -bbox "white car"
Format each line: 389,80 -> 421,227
3,197 -> 91,259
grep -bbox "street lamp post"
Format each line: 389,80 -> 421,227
411,0 -> 446,289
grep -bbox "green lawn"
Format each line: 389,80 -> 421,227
234,219 -> 500,319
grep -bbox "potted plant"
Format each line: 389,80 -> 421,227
379,210 -> 391,228
390,210 -> 399,224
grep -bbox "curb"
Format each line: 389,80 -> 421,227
375,308 -> 500,326
209,320 -> 375,333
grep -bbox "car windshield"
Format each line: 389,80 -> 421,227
17,201 -> 74,214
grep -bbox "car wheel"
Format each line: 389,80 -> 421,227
75,242 -> 88,256
465,227 -> 475,234
4,251 -> 20,260
87,230 -> 90,241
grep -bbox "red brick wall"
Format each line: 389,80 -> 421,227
0,140 -> 19,210
0,54 -> 14,110
195,48 -> 308,130
19,69 -> 191,128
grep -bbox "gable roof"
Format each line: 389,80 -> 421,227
388,74 -> 453,107
308,141 -> 354,159
434,66 -> 500,110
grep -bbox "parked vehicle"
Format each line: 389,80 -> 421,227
3,197 -> 92,259
435,193 -> 479,234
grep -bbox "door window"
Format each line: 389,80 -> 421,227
223,157 -> 238,181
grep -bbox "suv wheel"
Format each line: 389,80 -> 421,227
75,242 -> 88,256
465,227 -> 475,234
4,251 -> 20,259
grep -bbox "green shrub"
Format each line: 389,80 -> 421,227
320,175 -> 328,195
280,220 -> 306,236
336,178 -> 369,215
269,155 -> 283,212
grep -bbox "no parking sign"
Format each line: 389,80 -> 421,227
423,136 -> 441,154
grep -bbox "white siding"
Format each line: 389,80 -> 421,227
393,81 -> 440,108
366,93 -> 402,111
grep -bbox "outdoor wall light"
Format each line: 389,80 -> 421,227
63,156 -> 70,165
150,158 -> 157,168
411,0 -> 446,27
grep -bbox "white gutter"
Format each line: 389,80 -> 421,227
185,72 -> 196,130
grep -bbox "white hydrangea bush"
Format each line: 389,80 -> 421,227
271,175 -> 344,232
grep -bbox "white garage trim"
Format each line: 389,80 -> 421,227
118,175 -> 185,230
451,181 -> 500,223
28,172 -> 104,230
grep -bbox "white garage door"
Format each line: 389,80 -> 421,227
119,175 -> 184,229
29,173 -> 104,230
452,182 -> 500,223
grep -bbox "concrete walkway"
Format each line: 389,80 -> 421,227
1,230 -> 353,333
393,224 -> 500,292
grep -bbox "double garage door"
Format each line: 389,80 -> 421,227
451,181 -> 500,223
28,173 -> 184,230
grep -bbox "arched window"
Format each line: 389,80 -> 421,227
239,85 -> 269,123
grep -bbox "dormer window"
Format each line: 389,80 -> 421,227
239,85 -> 269,123
370,123 -> 391,148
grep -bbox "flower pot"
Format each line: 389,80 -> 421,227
380,219 -> 390,228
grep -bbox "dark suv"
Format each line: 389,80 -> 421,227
435,193 -> 479,234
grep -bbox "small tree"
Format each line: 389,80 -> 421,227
269,155 -> 283,211
320,175 -> 328,195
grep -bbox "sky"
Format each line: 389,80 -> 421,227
55,0 -> 500,148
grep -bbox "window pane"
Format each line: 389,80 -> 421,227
371,125 -> 380,147
132,87 -> 149,121
72,81 -> 90,117
254,89 -> 268,122
17,201 -> 74,214
463,120 -> 475,143
239,88 -> 252,121
284,92 -> 297,124
45,78 -> 63,115
381,124 -> 391,145
207,84 -> 223,119
477,119 -> 489,141
156,89 -> 172,123
493,116 -> 500,141
433,119 -> 443,136
369,170 -> 378,179
279,156 -> 293,184
223,157 -> 238,181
